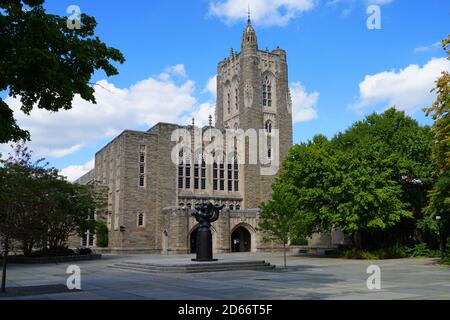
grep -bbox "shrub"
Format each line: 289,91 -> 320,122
76,248 -> 93,256
405,243 -> 439,258
338,243 -> 444,260
339,245 -> 408,260
95,222 -> 109,248
30,247 -> 76,257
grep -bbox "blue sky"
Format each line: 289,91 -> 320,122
1,0 -> 449,180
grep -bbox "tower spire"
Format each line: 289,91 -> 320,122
241,4 -> 258,50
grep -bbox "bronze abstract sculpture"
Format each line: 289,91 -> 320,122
191,203 -> 225,262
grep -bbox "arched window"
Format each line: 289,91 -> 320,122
225,86 -> 231,114
265,120 -> 272,133
201,158 -> 206,190
185,160 -> 191,189
139,146 -> 146,188
213,161 -> 218,191
178,150 -> 184,189
235,88 -> 239,110
137,213 -> 145,227
234,157 -> 239,192
194,160 -> 199,190
262,75 -> 272,107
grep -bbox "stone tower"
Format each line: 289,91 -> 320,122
215,14 -> 293,209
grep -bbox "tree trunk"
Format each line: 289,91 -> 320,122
351,232 -> 358,252
1,239 -> 9,293
283,242 -> 287,269
442,233 -> 447,259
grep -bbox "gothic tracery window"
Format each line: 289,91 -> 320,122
139,146 -> 146,188
137,213 -> 145,227
262,75 -> 272,107
265,120 -> 273,133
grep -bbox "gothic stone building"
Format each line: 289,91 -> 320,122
74,18 -> 293,254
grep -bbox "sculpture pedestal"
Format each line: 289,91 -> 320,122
192,227 -> 217,262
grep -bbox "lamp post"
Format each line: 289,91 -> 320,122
436,216 -> 444,260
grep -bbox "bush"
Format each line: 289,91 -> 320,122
405,243 -> 439,258
95,222 -> 109,248
340,250 -> 379,260
76,248 -> 93,256
339,245 -> 408,260
338,243 -> 443,260
30,247 -> 76,257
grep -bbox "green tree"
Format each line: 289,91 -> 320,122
0,142 -> 105,292
0,0 -> 125,143
95,222 -> 109,248
424,35 -> 450,256
0,164 -> 20,292
259,184 -> 300,268
277,110 -> 433,250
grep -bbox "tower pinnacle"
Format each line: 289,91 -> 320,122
241,5 -> 258,50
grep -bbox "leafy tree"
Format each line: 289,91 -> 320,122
424,35 -> 450,255
0,163 -> 20,292
332,109 -> 433,248
95,222 -> 109,248
259,184 -> 300,268
0,142 -> 106,292
0,0 -> 125,143
276,109 -> 433,250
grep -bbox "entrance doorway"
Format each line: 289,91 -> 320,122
190,228 -> 198,254
231,226 -> 251,252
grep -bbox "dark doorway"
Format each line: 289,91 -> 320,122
190,228 -> 198,254
231,226 -> 251,252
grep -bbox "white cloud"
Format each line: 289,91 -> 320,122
181,102 -> 216,127
60,158 -> 94,182
367,0 -> 392,4
327,0 -> 392,16
208,0 -> 317,27
413,42 -> 441,54
351,58 -> 450,113
2,65 -> 206,159
203,75 -> 217,98
290,82 -> 319,123
164,64 -> 188,78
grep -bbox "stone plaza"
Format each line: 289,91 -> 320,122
1,253 -> 449,300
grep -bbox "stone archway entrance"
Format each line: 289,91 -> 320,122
190,227 -> 198,254
231,226 -> 251,252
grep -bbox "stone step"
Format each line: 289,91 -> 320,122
111,262 -> 274,272
117,260 -> 270,268
109,260 -> 275,273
